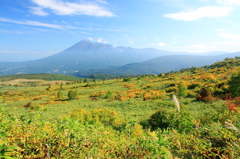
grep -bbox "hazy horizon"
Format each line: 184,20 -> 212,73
1,0 -> 240,59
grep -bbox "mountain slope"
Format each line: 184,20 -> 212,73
102,53 -> 240,75
0,40 -> 180,75
0,40 -> 239,76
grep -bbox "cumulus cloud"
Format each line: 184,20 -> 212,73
164,6 -> 233,21
30,0 -> 115,17
0,18 -> 63,30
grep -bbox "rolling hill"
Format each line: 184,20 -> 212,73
101,53 -> 240,75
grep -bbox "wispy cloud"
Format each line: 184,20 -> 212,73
95,0 -> 108,4
150,0 -> 188,9
29,7 -> 49,16
88,37 -> 93,41
78,31 -> 92,35
30,0 -> 115,17
219,33 -> 240,40
97,38 -> 108,43
218,32 -> 240,48
217,0 -> 240,5
0,17 -> 63,30
0,29 -> 24,34
185,44 -> 217,52
164,6 -> 233,21
124,34 -> 134,44
152,42 -> 167,47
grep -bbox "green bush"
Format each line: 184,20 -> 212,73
143,107 -> 194,133
228,71 -> 240,97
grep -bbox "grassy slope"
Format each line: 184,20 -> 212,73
0,57 -> 240,158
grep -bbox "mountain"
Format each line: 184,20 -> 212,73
97,53 -> 240,75
0,40 -> 185,75
0,40 -> 239,76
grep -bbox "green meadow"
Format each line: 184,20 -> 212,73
0,57 -> 240,158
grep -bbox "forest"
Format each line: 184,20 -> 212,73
0,57 -> 239,158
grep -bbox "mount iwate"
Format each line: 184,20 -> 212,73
1,40 -> 239,77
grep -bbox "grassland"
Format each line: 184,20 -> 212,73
0,58 -> 240,158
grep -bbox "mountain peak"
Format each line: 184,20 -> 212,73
78,39 -> 93,43
66,39 -> 112,51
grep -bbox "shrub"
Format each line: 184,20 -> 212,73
69,108 -> 122,128
228,71 -> 240,97
67,90 -> 78,100
123,77 -> 131,82
57,90 -> 64,100
196,87 -> 217,102
225,96 -> 240,111
187,91 -> 197,98
177,82 -> 188,97
105,91 -> 112,99
24,102 -> 33,108
143,101 -> 194,133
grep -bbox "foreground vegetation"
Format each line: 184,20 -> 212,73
0,57 -> 240,158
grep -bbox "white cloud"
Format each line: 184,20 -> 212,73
152,42 -> 167,47
218,33 -> 240,40
0,29 -> 24,34
124,34 -> 134,44
0,17 -> 63,30
222,41 -> 240,45
149,0 -> 188,9
164,6 -> 233,21
217,0 -> 240,5
218,32 -> 240,49
185,44 -> 217,52
78,31 -> 92,35
29,7 -> 49,16
88,37 -> 93,41
97,38 -> 108,43
30,0 -> 115,17
95,0 -> 108,4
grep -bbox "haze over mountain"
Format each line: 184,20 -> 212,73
0,40 -> 239,77
101,53 -> 240,75
0,52 -> 57,62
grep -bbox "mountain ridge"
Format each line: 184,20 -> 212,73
0,40 -> 239,76
85,53 -> 240,76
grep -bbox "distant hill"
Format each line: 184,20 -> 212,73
0,40 -> 239,77
98,53 -> 240,75
0,74 -> 82,81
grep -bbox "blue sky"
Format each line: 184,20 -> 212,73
1,0 -> 240,57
